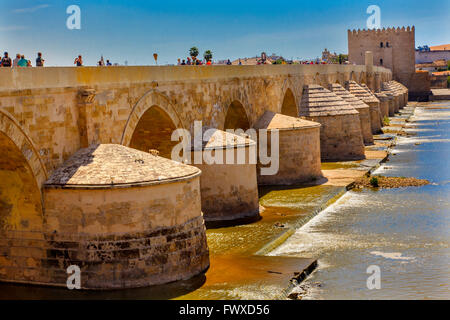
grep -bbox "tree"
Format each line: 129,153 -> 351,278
189,47 -> 199,59
203,50 -> 213,62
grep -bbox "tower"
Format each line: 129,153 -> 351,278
348,27 -> 415,88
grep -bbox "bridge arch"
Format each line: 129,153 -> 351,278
0,109 -> 46,266
224,100 -> 251,130
280,88 -> 298,117
121,90 -> 185,158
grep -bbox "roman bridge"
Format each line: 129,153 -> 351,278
0,64 -> 391,183
0,64 -> 392,288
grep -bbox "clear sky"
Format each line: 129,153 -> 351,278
1,0 -> 449,66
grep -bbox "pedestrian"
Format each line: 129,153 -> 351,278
106,60 -> 112,66
36,52 -> 44,67
186,57 -> 191,65
226,59 -> 232,65
1,52 -> 12,67
74,55 -> 83,66
13,54 -> 20,67
181,59 -> 186,65
177,58 -> 181,65
17,55 -> 28,67
206,60 -> 212,65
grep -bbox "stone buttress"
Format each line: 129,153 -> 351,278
328,83 -> 374,145
41,144 -> 209,289
190,128 -> 260,228
253,111 -> 323,185
300,85 -> 365,161
346,81 -> 382,134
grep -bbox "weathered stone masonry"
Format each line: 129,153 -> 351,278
0,65 -> 392,288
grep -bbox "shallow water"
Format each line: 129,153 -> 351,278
271,103 -> 450,299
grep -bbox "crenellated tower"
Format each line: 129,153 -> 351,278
348,27 -> 415,89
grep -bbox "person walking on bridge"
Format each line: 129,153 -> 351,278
1,52 -> 12,67
36,52 -> 45,67
74,55 -> 83,67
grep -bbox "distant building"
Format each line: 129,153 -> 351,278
322,48 -> 337,63
231,53 -> 286,65
416,44 -> 450,64
416,59 -> 448,72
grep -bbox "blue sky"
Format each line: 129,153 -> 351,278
1,0 -> 449,66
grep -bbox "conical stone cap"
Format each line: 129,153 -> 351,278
328,83 -> 370,111
382,82 -> 403,95
374,92 -> 389,101
191,127 -> 255,151
45,144 -> 201,188
253,111 -> 320,131
345,81 -> 380,104
299,84 -> 359,117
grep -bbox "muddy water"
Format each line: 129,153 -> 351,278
270,103 -> 450,299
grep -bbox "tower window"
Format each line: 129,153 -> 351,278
386,42 -> 389,47
380,42 -> 384,48
380,58 -> 383,65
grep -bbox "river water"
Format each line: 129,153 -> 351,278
270,102 -> 450,299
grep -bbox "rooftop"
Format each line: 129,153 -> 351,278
429,44 -> 450,51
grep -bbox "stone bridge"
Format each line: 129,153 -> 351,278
0,64 -> 392,288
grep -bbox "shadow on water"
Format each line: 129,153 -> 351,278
0,273 -> 207,300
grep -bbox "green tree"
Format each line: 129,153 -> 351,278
203,50 -> 213,62
189,47 -> 199,59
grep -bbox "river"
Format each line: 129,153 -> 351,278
270,102 -> 450,299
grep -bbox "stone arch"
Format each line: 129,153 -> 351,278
224,100 -> 251,130
121,90 -> 185,158
0,109 -> 46,277
280,88 -> 298,117
0,109 -> 47,188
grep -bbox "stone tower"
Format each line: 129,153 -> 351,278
348,27 -> 415,88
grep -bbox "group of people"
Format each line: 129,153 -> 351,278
177,57 -> 212,66
0,52 -> 45,67
73,55 -> 113,67
176,58 -> 236,66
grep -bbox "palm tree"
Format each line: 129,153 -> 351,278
189,47 -> 199,60
203,50 -> 213,62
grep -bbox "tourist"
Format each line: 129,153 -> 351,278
17,55 -> 28,67
238,59 -> 242,65
226,59 -> 232,65
181,59 -> 186,65
36,52 -> 44,67
206,60 -> 212,65
106,60 -> 112,66
1,52 -> 12,67
74,55 -> 83,66
186,57 -> 191,65
177,58 -> 181,65
13,54 -> 20,67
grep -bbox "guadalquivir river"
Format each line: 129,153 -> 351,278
270,102 -> 450,299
